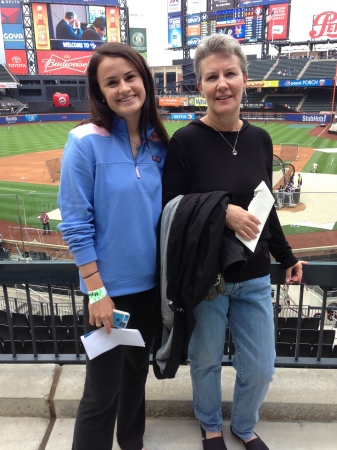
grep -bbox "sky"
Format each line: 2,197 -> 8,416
127,0 -> 336,67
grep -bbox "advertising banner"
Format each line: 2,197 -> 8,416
170,113 -> 195,121
159,97 -> 182,107
279,79 -> 333,87
30,0 -> 118,5
286,114 -> 332,123
0,0 -> 21,6
5,49 -> 28,75
0,7 -> 22,24
2,23 -> 25,49
186,13 -> 201,39
106,6 -> 120,43
129,28 -> 147,57
32,3 -> 51,50
187,0 -> 207,15
239,0 -> 288,6
211,1 -> 236,11
168,16 -> 182,48
266,3 -> 289,41
188,97 -> 208,107
168,0 -> 182,15
290,0 -> 337,41
36,50 -> 92,76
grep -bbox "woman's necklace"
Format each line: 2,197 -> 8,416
130,138 -> 141,151
217,130 -> 240,156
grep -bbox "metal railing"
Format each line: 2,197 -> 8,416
0,260 -> 337,367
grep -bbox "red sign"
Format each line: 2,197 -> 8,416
36,51 -> 92,76
266,3 -> 289,41
53,92 -> 70,107
5,50 -> 28,75
309,11 -> 337,39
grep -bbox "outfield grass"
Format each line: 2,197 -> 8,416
0,120 -> 337,234
0,122 -> 79,158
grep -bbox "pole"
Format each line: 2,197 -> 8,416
331,64 -> 337,123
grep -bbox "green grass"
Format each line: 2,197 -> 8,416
0,181 -> 59,231
0,122 -> 79,157
1,120 -> 337,234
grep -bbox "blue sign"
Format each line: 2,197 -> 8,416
168,16 -> 183,49
279,79 -> 333,88
286,114 -> 332,123
3,24 -> 25,50
50,40 -> 103,51
170,113 -> 195,121
239,0 -> 289,6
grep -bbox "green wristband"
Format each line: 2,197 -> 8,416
88,286 -> 108,304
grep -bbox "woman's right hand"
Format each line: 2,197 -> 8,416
225,204 -> 261,240
89,296 -> 115,334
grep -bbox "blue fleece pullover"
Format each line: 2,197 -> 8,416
57,116 -> 166,297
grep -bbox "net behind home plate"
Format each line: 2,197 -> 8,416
280,143 -> 299,161
45,158 -> 61,182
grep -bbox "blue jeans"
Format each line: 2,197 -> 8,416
188,275 -> 275,441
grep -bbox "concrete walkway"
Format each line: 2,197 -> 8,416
0,364 -> 336,450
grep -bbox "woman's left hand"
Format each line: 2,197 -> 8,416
285,260 -> 308,284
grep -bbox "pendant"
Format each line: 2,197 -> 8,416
232,149 -> 237,156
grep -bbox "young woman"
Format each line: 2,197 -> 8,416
162,34 -> 304,450
58,42 -> 169,450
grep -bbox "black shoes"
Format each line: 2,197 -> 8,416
230,426 -> 269,450
200,426 -> 227,450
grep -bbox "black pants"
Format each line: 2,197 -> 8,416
42,222 -> 50,233
72,288 -> 156,450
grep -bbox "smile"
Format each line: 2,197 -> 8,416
217,95 -> 232,100
119,95 -> 136,103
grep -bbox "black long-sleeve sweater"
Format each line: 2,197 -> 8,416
162,119 -> 298,282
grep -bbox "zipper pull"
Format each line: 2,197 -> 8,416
135,164 -> 140,179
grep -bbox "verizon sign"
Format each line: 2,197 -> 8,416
36,51 -> 92,76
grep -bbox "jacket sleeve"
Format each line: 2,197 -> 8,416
57,133 -> 97,266
162,136 -> 189,208
268,206 -> 298,269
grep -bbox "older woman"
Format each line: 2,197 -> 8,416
162,34 -> 304,450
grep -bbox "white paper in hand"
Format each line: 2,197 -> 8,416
235,180 -> 275,252
81,327 -> 145,360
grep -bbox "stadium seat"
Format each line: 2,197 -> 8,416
275,317 -> 286,330
51,325 -> 69,341
0,324 -> 11,342
302,317 -> 320,330
44,314 -> 63,328
290,343 -> 312,357
311,344 -> 333,358
299,329 -> 317,345
43,340 -> 62,354
3,340 -> 25,354
11,312 -> 29,327
32,326 -> 50,341
317,329 -> 335,346
68,325 -> 84,340
276,342 -> 291,357
23,340 -> 44,354
284,317 -> 300,329
61,314 -> 78,327
279,328 -> 297,344
13,325 -> 31,342
0,310 -> 10,325
31,315 -> 46,327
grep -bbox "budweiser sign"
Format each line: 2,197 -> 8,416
36,51 -> 92,76
309,11 -> 337,39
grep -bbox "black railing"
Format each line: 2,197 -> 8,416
1,261 -> 337,367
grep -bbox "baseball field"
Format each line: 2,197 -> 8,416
0,120 -> 337,253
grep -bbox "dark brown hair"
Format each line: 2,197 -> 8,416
83,42 -> 169,146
